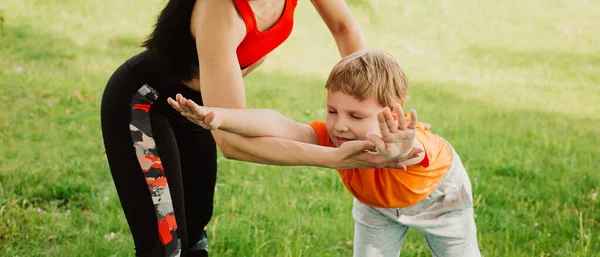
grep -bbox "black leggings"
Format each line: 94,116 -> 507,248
101,50 -> 216,256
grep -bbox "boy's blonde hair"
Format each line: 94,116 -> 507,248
325,50 -> 408,108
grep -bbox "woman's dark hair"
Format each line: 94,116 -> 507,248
141,0 -> 199,82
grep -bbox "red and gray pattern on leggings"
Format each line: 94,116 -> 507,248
130,84 -> 181,257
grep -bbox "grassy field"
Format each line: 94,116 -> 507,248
1,0 -> 599,256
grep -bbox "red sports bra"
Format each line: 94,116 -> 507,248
232,0 -> 298,68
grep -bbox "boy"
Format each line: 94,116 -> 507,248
168,50 -> 481,256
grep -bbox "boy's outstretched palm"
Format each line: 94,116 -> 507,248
367,103 -> 419,159
167,94 -> 221,130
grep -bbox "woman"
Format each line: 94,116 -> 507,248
101,0 -> 404,256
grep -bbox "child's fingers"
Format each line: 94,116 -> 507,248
177,94 -> 193,114
175,94 -> 188,112
367,132 -> 390,156
393,103 -> 407,130
407,109 -> 418,130
383,107 -> 398,133
185,99 -> 206,117
183,99 -> 195,114
167,97 -> 183,113
176,93 -> 184,105
377,110 -> 392,139
180,112 -> 192,119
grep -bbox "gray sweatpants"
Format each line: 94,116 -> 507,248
352,149 -> 481,257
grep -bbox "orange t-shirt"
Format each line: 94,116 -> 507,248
308,120 -> 453,208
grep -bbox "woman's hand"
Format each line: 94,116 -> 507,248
332,140 -> 423,170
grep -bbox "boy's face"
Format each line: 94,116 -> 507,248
325,90 -> 384,147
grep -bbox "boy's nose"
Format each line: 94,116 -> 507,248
333,121 -> 349,132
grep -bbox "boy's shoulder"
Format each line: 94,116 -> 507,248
307,120 -> 334,147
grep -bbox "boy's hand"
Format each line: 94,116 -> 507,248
367,103 -> 419,159
167,94 -> 222,130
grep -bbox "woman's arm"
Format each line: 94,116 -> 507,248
311,0 -> 367,57
219,131 -> 398,169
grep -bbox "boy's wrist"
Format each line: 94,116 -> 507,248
392,138 -> 418,159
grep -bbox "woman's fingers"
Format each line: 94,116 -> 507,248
355,146 -> 424,169
367,132 -> 389,156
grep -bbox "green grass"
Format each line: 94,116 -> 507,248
0,0 -> 598,256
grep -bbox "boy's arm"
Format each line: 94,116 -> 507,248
168,94 -> 318,145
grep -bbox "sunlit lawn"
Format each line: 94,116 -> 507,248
0,0 -> 598,256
